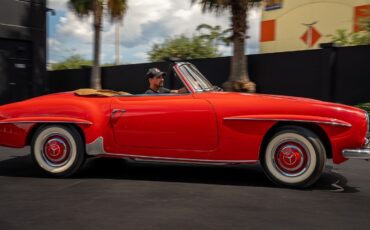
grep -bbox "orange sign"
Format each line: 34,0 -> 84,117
261,20 -> 276,42
354,5 -> 370,32
301,26 -> 321,47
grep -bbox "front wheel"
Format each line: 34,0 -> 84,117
262,126 -> 326,188
31,125 -> 85,177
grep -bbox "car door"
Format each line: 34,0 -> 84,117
111,94 -> 218,153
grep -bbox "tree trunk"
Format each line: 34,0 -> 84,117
92,0 -> 102,89
223,0 -> 255,93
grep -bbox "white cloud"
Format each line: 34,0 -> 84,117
57,11 -> 93,43
218,45 -> 232,56
48,38 -> 62,52
48,0 -> 68,11
173,9 -> 194,20
49,0 -> 261,63
247,7 -> 261,54
128,0 -> 173,22
133,51 -> 148,60
59,17 -> 67,24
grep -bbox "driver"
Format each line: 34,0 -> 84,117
144,68 -> 180,94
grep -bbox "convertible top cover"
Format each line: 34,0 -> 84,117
74,89 -> 131,97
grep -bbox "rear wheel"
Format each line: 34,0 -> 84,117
31,125 -> 85,177
262,126 -> 326,188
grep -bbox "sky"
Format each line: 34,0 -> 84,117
47,0 -> 262,65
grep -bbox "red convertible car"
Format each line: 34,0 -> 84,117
0,62 -> 369,188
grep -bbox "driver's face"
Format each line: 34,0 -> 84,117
150,75 -> 165,87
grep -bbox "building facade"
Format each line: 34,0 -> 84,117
0,0 -> 47,105
260,0 -> 370,53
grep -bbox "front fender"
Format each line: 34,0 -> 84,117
224,114 -> 356,164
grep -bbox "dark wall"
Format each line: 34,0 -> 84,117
47,44 -> 370,105
248,49 -> 333,101
333,45 -> 370,105
189,57 -> 230,87
0,0 -> 47,104
48,68 -> 91,93
179,50 -> 333,102
0,51 -> 9,104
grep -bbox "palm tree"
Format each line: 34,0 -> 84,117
196,23 -> 232,47
68,0 -> 128,89
192,0 -> 261,92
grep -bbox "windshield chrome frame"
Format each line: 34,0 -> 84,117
173,62 -> 214,94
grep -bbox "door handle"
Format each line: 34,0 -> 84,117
110,109 -> 126,125
112,108 -> 126,114
8,82 -> 16,86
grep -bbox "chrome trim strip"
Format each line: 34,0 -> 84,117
0,121 -> 92,125
173,64 -> 195,94
131,158 -> 237,166
365,111 -> 369,133
224,117 -> 352,127
342,148 -> 370,159
86,137 -> 258,164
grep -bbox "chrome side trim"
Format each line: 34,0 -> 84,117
131,158 -> 236,166
224,117 -> 352,127
0,121 -> 92,125
342,148 -> 370,159
86,137 -> 258,164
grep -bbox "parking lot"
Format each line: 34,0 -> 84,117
0,147 -> 370,230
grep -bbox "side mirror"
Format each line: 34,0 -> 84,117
213,86 -> 223,92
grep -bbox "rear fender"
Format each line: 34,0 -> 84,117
0,117 -> 92,125
0,117 -> 93,148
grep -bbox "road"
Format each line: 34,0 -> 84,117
0,147 -> 369,230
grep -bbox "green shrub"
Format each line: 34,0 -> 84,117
356,103 -> 370,114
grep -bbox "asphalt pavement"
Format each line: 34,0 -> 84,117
0,147 -> 369,230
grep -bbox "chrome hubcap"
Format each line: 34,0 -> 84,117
42,135 -> 71,167
273,141 -> 309,177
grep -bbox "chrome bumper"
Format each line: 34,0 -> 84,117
344,131 -> 370,159
342,148 -> 370,159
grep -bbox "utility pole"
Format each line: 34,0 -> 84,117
115,23 -> 120,65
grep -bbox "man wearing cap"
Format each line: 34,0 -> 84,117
144,68 -> 180,94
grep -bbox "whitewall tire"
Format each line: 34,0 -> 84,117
262,126 -> 326,188
31,125 -> 85,177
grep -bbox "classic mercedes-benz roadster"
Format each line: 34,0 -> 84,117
0,62 -> 369,188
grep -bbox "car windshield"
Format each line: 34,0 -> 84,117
178,64 -> 214,92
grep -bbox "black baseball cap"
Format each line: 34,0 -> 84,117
146,68 -> 166,78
